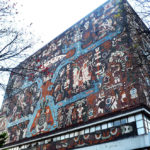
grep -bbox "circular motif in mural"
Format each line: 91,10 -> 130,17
38,113 -> 46,126
102,52 -> 108,59
106,98 -> 111,105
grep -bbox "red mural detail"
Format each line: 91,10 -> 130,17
66,49 -> 76,58
41,80 -> 53,100
102,40 -> 112,49
82,40 -> 93,49
87,93 -> 97,105
30,106 -> 54,134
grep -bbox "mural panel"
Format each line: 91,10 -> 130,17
1,0 -> 150,144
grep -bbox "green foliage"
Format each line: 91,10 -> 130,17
0,132 -> 8,148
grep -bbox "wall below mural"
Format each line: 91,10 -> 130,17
0,0 -> 150,144
24,123 -> 137,150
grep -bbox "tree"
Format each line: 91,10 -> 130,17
0,0 -> 40,100
129,0 -> 150,30
0,132 -> 8,148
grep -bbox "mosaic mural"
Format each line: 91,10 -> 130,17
0,0 -> 150,144
123,1 -> 150,106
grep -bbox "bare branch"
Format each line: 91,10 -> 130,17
0,34 -> 18,55
0,45 -> 31,61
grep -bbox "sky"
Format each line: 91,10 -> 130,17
18,0 -> 107,44
0,0 -> 108,108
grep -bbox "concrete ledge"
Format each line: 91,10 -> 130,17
74,133 -> 150,150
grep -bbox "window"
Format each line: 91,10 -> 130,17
137,128 -> 145,135
65,134 -> 69,139
136,120 -> 144,128
121,118 -> 127,124
56,136 -> 61,141
75,131 -> 79,136
70,132 -> 74,138
135,114 -> 142,121
80,130 -> 84,135
90,126 -> 96,133
128,116 -> 135,123
108,122 -> 113,128
102,123 -> 107,129
61,135 -> 65,140
85,128 -> 90,134
114,120 -> 120,126
96,125 -> 101,131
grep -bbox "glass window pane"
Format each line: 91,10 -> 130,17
121,118 -> 127,125
41,142 -> 43,145
56,136 -> 61,141
61,135 -> 65,140
46,139 -> 51,143
80,130 -> 84,135
128,116 -> 135,122
45,140 -> 48,144
137,128 -> 145,135
85,128 -> 90,134
32,143 -> 36,147
136,120 -> 144,128
90,126 -> 95,133
65,134 -> 69,139
96,125 -> 101,131
102,123 -> 107,129
114,120 -> 120,126
135,114 -> 143,121
70,132 -> 74,138
75,131 -> 79,136
108,122 -> 113,128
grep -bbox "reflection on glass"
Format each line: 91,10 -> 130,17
137,128 -> 145,135
90,127 -> 95,133
114,120 -> 120,126
108,122 -> 113,128
102,123 -> 107,129
96,125 -> 101,131
85,128 -> 90,134
121,118 -> 127,124
136,120 -> 144,128
128,116 -> 135,122
135,114 -> 142,121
